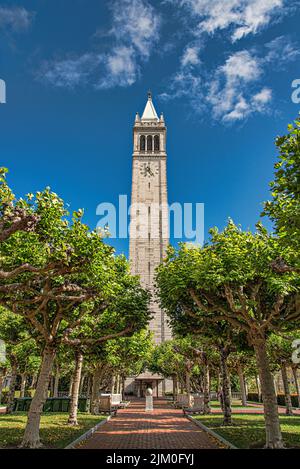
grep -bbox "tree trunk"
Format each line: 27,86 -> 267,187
237,364 -> 247,407
172,375 -> 178,402
20,373 -> 27,398
272,373 -> 278,395
49,375 -> 54,397
219,347 -> 232,425
31,373 -> 38,389
87,374 -> 92,398
91,366 -> 102,414
218,372 -> 224,410
215,373 -> 219,393
68,351 -> 83,426
253,339 -> 284,448
79,373 -> 86,396
6,362 -> 17,414
121,375 -> 126,401
0,370 -> 5,403
111,375 -> 116,395
281,363 -> 294,416
120,376 -> 123,395
185,370 -> 192,408
21,345 -> 56,448
53,372 -> 59,398
115,374 -> 120,394
292,366 -> 300,408
68,375 -> 74,397
203,362 -> 211,414
255,374 -> 262,402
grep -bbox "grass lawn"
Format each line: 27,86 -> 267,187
209,400 -> 258,410
0,412 -> 105,449
194,413 -> 300,449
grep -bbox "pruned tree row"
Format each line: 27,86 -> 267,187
154,118 -> 300,449
0,168 -> 151,448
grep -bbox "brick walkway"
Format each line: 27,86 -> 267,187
77,399 -> 223,449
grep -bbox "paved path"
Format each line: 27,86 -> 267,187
77,399 -> 223,449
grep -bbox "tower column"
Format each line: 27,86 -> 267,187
127,93 -> 172,396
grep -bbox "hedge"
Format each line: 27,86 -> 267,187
13,397 -> 90,412
247,392 -> 300,407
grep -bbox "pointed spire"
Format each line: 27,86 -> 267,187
135,112 -> 141,123
141,91 -> 159,121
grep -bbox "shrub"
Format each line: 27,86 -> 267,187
247,392 -> 262,403
247,392 -> 300,407
13,397 -> 90,412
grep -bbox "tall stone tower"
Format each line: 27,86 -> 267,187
127,93 -> 172,396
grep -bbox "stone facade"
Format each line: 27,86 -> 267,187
126,93 -> 172,396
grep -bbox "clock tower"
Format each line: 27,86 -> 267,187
127,92 -> 172,397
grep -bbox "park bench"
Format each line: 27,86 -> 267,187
97,395 -> 118,415
174,394 -> 194,409
118,400 -> 131,408
183,407 -> 203,415
182,395 -> 204,415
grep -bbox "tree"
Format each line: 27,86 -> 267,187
67,348 -> 84,425
0,307 -> 39,412
263,118 -> 300,253
268,333 -> 300,415
156,222 -> 300,448
149,339 -> 186,400
0,168 -> 37,246
104,330 -> 154,399
228,350 -> 254,407
150,337 -> 214,414
0,186 -> 150,447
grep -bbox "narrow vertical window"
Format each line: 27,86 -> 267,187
140,135 -> 146,151
154,135 -> 160,151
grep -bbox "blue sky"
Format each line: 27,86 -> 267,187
0,0 -> 300,255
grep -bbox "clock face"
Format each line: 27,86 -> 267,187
139,162 -> 159,178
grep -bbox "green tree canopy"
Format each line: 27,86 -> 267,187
155,221 -> 300,448
264,117 -> 300,253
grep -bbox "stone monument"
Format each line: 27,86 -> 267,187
145,387 -> 153,412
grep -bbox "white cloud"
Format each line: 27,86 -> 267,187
163,46 -> 275,122
160,69 -> 202,102
265,36 -> 300,64
220,50 -> 261,82
98,46 -> 139,89
0,6 -> 33,32
40,0 -> 160,89
110,0 -> 160,59
222,88 -> 272,122
39,54 -> 102,89
181,46 -> 200,67
98,0 -> 160,88
232,0 -> 284,41
170,0 -> 290,41
163,31 -> 300,124
207,50 -> 272,121
40,47 -> 139,90
252,87 -> 272,106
